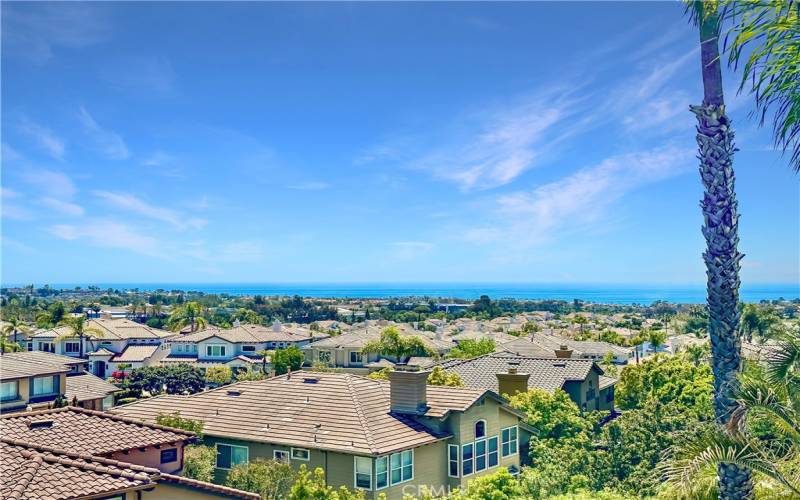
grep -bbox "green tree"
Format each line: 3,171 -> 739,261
128,364 -> 205,396
225,459 -> 297,500
368,366 -> 463,387
0,317 -> 30,352
182,444 -> 216,483
167,301 -> 208,333
256,349 -> 273,374
647,329 -> 667,353
205,366 -> 232,387
362,326 -> 435,362
155,412 -> 204,437
57,315 -> 103,357
235,367 -> 268,381
446,338 -> 496,360
232,308 -> 261,325
449,468 -> 524,499
289,465 -> 365,500
272,346 -> 305,375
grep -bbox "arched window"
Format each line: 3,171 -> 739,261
475,420 -> 486,439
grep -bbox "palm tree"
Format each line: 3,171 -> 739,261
687,2 -> 750,496
167,302 -> 208,333
57,316 -> 104,358
362,326 -> 435,363
1,318 -> 30,352
256,349 -> 273,374
663,330 -> 800,496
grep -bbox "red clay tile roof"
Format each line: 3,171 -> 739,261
112,372 -> 492,455
0,406 -> 195,455
0,438 -> 260,500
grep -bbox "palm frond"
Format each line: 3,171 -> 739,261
735,378 -> 800,444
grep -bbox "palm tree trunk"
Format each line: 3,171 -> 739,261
693,6 -> 752,499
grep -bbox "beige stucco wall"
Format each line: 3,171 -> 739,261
109,444 -> 185,474
0,374 -> 66,413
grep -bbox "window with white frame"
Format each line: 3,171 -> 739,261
38,342 -> 55,353
389,450 -> 413,485
375,456 -> 388,489
354,456 -> 372,489
318,351 -> 332,363
273,450 -> 289,463
448,444 -> 459,477
488,436 -> 499,467
474,420 -> 486,439
32,376 -> 57,396
291,448 -> 309,461
64,341 -> 80,354
462,443 -> 474,476
242,345 -> 256,352
475,439 -> 487,472
349,351 -> 363,364
206,344 -> 227,357
175,344 -> 184,353
1,381 -> 19,401
501,426 -> 518,457
216,444 -> 248,469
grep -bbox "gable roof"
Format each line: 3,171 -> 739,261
172,323 -> 316,344
0,406 -> 194,455
0,438 -> 259,500
112,372 -> 493,456
500,335 -> 633,358
438,352 -> 602,392
64,373 -> 120,403
111,344 -> 161,363
0,352 -> 83,381
30,319 -> 174,342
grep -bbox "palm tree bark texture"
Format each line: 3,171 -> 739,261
692,4 -> 751,498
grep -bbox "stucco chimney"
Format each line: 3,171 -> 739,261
388,366 -> 430,414
496,363 -> 530,396
272,320 -> 282,332
435,324 -> 444,341
555,345 -> 573,359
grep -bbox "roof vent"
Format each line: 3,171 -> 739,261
27,419 -> 55,430
226,389 -> 242,396
552,362 -> 567,368
302,377 -> 319,384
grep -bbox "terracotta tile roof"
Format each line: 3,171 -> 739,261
172,323 -> 314,344
599,375 -> 617,390
110,344 -> 160,362
112,372 -> 491,455
501,335 -> 633,358
64,373 -> 120,402
438,352 -> 601,392
87,318 -> 175,340
0,406 -> 195,455
0,438 -> 260,500
86,347 -> 115,356
0,352 -> 82,381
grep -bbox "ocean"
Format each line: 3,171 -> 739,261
14,283 -> 800,305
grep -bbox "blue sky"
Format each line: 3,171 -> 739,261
2,2 -> 798,285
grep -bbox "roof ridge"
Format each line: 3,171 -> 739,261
345,375 -> 376,453
6,448 -> 44,500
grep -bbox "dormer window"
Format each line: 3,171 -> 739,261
474,420 -> 486,439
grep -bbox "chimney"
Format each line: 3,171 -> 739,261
272,320 -> 282,332
233,319 -> 241,328
435,324 -> 444,341
388,365 -> 430,414
496,363 -> 530,397
555,345 -> 573,359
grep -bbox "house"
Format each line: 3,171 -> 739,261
438,352 -> 616,412
0,408 -> 259,500
303,328 -> 453,373
1,351 -> 119,413
112,368 -> 531,500
500,334 -> 635,364
159,321 -> 324,373
28,318 -> 175,377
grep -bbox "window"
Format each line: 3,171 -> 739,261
175,344 -> 184,353
64,341 -> 80,354
501,426 -> 518,457
38,342 -> 55,353
462,443 -> 474,476
206,344 -> 227,357
273,450 -> 289,463
27,342 -> 33,351
160,448 -> 178,464
32,376 -> 57,396
375,456 -> 388,489
216,444 -> 248,469
475,439 -> 487,472
242,345 -> 256,352
1,381 -> 19,401
448,444 -> 459,477
291,448 -> 310,461
389,450 -> 412,485
474,420 -> 486,439
488,436 -> 499,467
354,456 -> 372,489
318,351 -> 331,363
349,351 -> 363,364
102,395 -> 114,410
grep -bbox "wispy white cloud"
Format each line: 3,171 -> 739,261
49,220 -> 161,257
468,146 -> 694,247
1,188 -> 34,221
288,181 -> 331,191
78,106 -> 130,160
40,197 -> 84,217
92,190 -> 206,230
22,169 -> 77,200
390,241 -> 435,260
142,151 -> 174,166
18,117 -> 65,160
